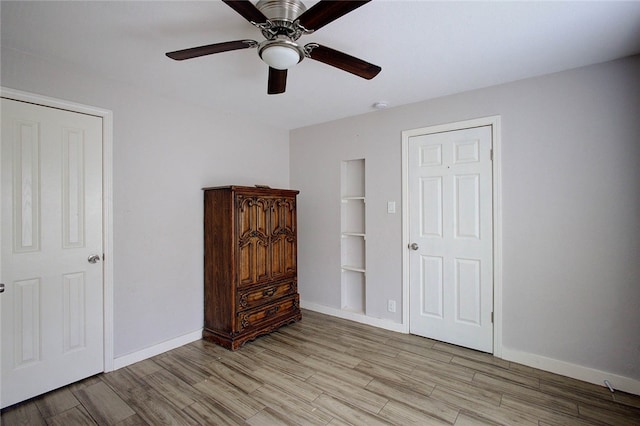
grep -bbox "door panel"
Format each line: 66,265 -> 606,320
237,196 -> 254,284
409,125 -> 493,353
237,196 -> 270,286
270,197 -> 297,280
421,255 -> 443,318
1,98 -> 104,408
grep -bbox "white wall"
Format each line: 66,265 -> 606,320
1,48 -> 291,358
290,56 -> 640,388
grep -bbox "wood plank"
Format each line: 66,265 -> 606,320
432,341 -> 510,369
250,365 -> 324,402
46,405 -> 97,426
312,393 -> 392,425
304,355 -> 374,388
251,348 -> 315,380
126,359 -> 163,379
278,325 -> 349,354
245,405 -> 302,426
73,381 -> 136,425
366,379 -> 457,422
472,372 -> 579,415
125,386 -> 199,425
345,347 -> 415,374
193,376 -> 265,420
395,344 -> 454,364
578,403 -> 640,426
378,399 -> 453,425
355,361 -> 434,395
539,380 -> 640,417
307,372 -> 388,414
411,356 -> 477,383
217,347 -> 266,373
113,414 -> 150,426
206,359 -> 263,393
451,356 -> 540,388
141,369 -> 203,410
0,400 -> 47,425
431,386 -> 538,426
100,367 -> 147,399
500,394 -> 601,426
181,398 -> 246,425
454,412 -> 502,425
412,373 -> 502,407
34,387 -> 80,418
153,353 -> 212,385
249,383 -> 334,425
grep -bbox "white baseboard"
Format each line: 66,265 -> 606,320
112,329 -> 202,370
301,300 -> 407,334
502,347 -> 640,396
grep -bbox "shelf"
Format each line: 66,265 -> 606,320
341,265 -> 366,273
341,196 -> 366,202
341,232 -> 366,238
341,306 -> 365,315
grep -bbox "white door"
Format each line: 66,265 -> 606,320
408,125 -> 493,352
1,98 -> 104,408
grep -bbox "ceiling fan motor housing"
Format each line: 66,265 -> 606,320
256,0 -> 308,40
256,0 -> 307,23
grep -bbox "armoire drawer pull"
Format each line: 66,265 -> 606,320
263,287 -> 277,297
265,306 -> 280,317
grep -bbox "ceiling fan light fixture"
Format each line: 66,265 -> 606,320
258,38 -> 303,70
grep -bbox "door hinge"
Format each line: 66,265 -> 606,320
491,312 -> 494,323
490,149 -> 493,161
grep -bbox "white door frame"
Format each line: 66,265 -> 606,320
401,116 -> 503,357
1,87 -> 115,371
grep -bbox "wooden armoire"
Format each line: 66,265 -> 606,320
202,185 -> 301,350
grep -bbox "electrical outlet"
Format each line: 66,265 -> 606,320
387,299 -> 396,313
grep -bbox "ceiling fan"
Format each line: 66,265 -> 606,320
166,0 -> 381,95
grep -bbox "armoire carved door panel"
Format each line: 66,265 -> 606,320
237,196 -> 270,286
271,197 -> 297,280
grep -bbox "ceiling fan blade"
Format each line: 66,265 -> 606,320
297,0 -> 371,31
166,40 -> 257,61
306,44 -> 381,80
222,0 -> 268,24
268,68 -> 287,95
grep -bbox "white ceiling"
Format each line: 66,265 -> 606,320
2,1 -> 640,130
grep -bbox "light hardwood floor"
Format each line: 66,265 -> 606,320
2,309 -> 640,425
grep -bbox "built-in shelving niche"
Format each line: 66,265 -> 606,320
340,159 -> 366,314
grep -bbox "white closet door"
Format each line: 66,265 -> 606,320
408,125 -> 493,352
1,98 -> 104,408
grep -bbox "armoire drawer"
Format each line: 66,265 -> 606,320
237,280 -> 297,310
236,295 -> 299,332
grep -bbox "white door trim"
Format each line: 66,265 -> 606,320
1,87 -> 115,371
401,116 -> 502,357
